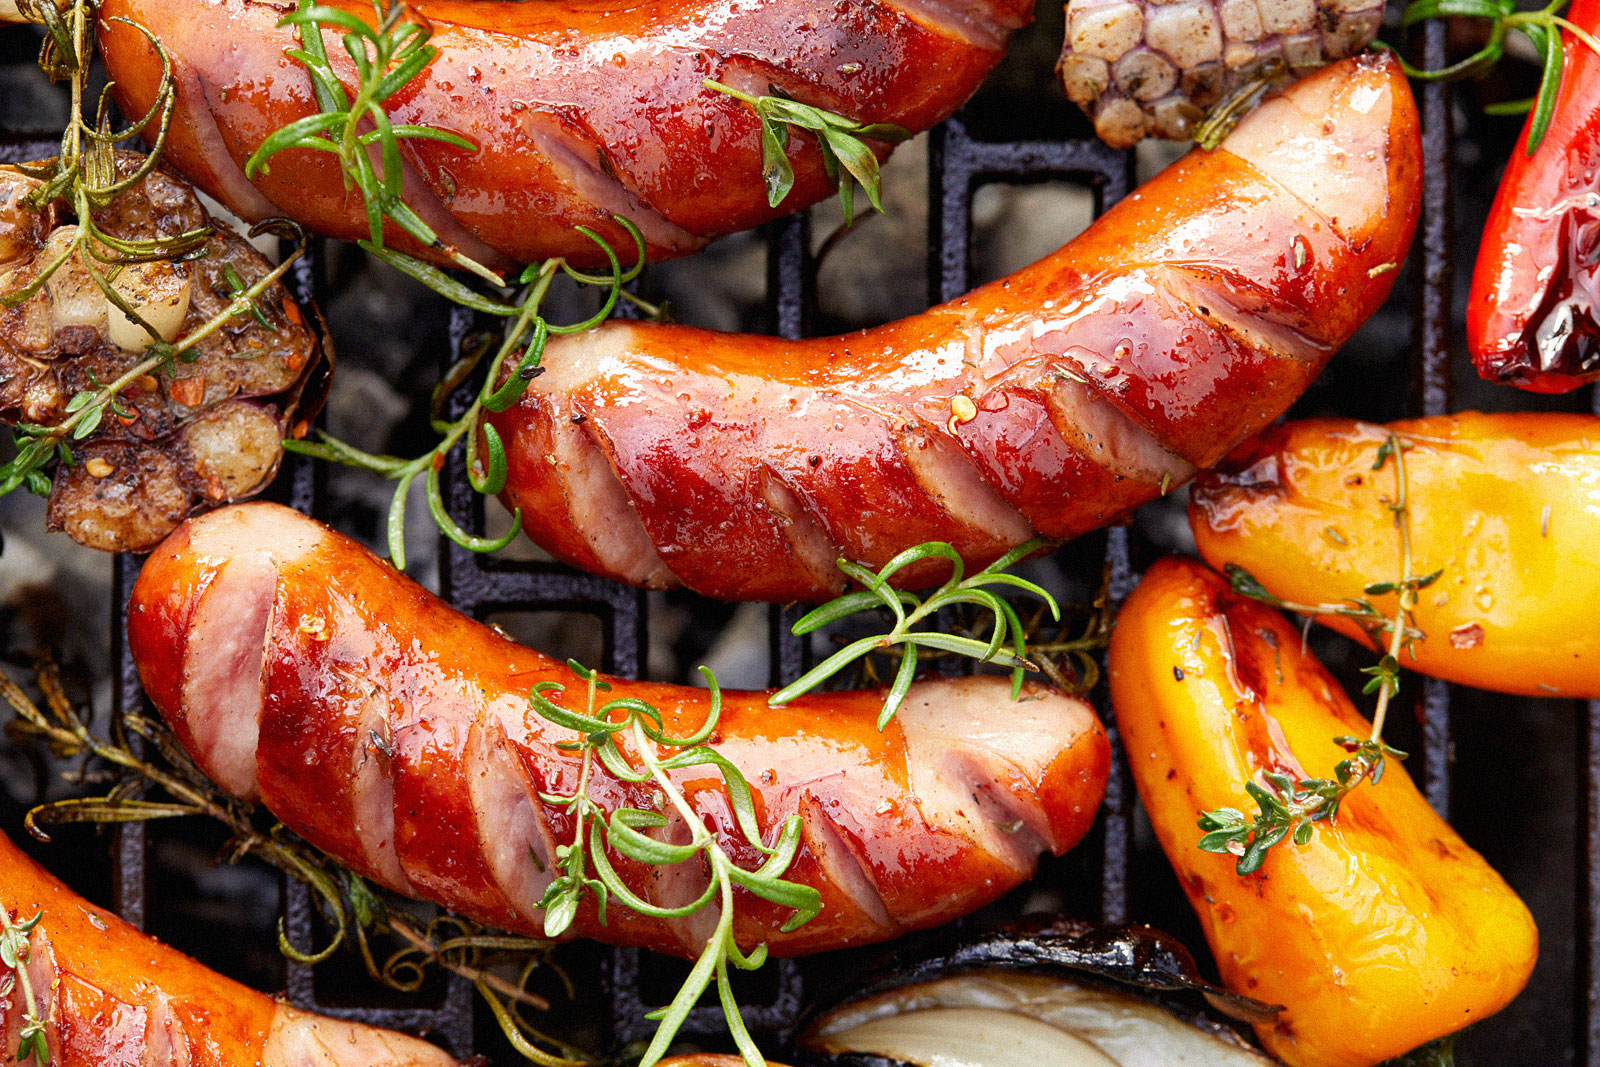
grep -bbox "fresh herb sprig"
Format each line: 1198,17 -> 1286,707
1199,433 -> 1436,876
0,906 -> 48,1065
703,80 -> 910,225
531,661 -> 820,1067
769,539 -> 1059,728
282,223 -> 642,569
244,0 -> 494,282
1397,0 -> 1600,154
0,656 -> 587,1066
251,0 -> 662,567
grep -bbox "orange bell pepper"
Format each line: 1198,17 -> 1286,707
1189,412 -> 1600,698
1109,556 -> 1537,1067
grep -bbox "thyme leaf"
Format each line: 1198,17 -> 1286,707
531,661 -> 821,1067
1201,433 -> 1430,876
769,538 -> 1061,728
703,80 -> 911,225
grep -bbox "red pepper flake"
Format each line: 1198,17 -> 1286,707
1449,622 -> 1484,650
168,375 -> 206,407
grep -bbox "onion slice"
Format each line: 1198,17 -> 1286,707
804,972 -> 1274,1067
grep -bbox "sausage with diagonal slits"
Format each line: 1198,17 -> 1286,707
127,502 -> 1111,958
94,0 -> 1033,268
487,54 -> 1422,601
0,826 -> 460,1067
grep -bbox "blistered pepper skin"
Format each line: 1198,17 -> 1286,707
1108,557 -> 1538,1067
1189,412 -> 1600,698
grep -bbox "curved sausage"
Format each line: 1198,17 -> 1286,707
0,826 -> 459,1067
94,0 -> 1031,269
126,502 -> 1111,959
486,53 -> 1422,602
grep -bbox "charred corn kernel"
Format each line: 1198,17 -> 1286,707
1189,412 -> 1600,699
1057,0 -> 1383,147
1110,557 -> 1538,1067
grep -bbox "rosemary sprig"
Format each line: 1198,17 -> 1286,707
768,539 -> 1060,728
282,223 -> 642,570
1198,433 -> 1436,876
703,80 -> 910,226
0,656 -> 586,1066
0,906 -> 48,1065
1397,0 -> 1600,153
248,0 -> 661,566
244,0 -> 493,282
530,661 -> 820,1067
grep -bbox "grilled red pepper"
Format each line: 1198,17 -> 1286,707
1469,0 -> 1600,392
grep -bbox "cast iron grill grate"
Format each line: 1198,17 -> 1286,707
0,10 -> 1579,1064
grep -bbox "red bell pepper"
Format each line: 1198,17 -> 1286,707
1469,0 -> 1600,392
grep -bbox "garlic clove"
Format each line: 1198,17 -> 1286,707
42,227 -> 106,330
107,259 -> 192,352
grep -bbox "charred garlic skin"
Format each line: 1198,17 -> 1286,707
1057,0 -> 1383,147
0,155 -> 328,552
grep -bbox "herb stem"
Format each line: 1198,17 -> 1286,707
0,906 -> 47,1065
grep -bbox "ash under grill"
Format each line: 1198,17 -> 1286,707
0,7 -> 1579,1064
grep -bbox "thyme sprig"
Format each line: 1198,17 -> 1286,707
0,656 -> 586,1066
769,539 -> 1060,728
703,80 -> 910,225
531,660 -> 821,1067
1199,433 -> 1434,876
1397,0 -> 1600,153
282,223 -> 642,570
0,906 -> 48,1065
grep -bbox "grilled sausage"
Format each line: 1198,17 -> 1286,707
0,826 -> 459,1067
485,53 -> 1422,602
94,0 -> 1031,269
126,502 -> 1111,959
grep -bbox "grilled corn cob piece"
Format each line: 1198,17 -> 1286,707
1057,0 -> 1384,147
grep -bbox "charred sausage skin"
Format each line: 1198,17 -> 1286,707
0,827 -> 458,1067
486,54 -> 1423,601
127,502 -> 1110,959
95,0 -> 1031,268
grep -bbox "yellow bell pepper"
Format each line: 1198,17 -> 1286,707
1189,412 -> 1600,697
1108,556 -> 1537,1067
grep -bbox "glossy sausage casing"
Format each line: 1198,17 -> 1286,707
1189,413 -> 1600,698
488,54 -> 1422,601
1109,557 -> 1537,1067
0,827 -> 457,1067
127,502 -> 1110,959
95,0 -> 1029,268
